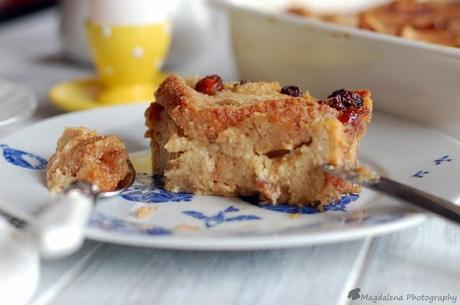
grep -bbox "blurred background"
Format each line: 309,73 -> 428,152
0,0 -> 232,73
1,0 -> 459,136
0,0 -> 56,22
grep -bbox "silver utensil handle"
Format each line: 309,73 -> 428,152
369,177 -> 460,225
31,189 -> 94,259
0,181 -> 96,259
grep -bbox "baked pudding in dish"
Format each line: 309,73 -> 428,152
289,0 -> 460,48
145,75 -> 373,206
46,127 -> 130,193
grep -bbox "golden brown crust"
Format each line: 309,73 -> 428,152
146,75 -> 373,205
46,127 -> 129,193
154,75 -> 345,141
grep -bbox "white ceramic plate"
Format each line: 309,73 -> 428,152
1,104 -> 459,250
0,80 -> 36,127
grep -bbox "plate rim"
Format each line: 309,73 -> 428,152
0,104 -> 441,250
85,211 -> 426,250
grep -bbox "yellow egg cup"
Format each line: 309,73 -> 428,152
85,20 -> 171,105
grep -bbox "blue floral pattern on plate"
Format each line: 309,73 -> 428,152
90,212 -> 171,236
183,206 -> 261,228
0,146 -> 425,238
412,155 -> 453,177
412,170 -> 429,178
121,173 -> 193,203
242,193 -> 359,214
0,144 -> 47,170
434,155 -> 452,166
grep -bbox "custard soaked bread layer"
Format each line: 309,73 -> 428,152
145,75 -> 372,206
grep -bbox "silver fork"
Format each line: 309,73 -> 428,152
322,164 -> 460,225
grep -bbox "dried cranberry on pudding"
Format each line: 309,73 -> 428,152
195,74 -> 223,96
318,89 -> 369,125
319,89 -> 364,111
281,85 -> 302,97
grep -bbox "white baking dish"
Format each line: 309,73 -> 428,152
215,0 -> 460,140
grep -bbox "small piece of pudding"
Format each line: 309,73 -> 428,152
46,127 -> 129,193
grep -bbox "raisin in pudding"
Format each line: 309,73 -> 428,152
46,127 -> 130,193
145,75 -> 372,206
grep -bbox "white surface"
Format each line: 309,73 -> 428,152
89,0 -> 172,25
218,0 -> 460,141
359,218 -> 460,305
0,80 -> 36,127
0,8 -> 459,305
0,218 -> 39,305
6,104 -> 457,249
45,240 -> 369,305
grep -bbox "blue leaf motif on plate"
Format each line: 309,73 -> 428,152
144,227 -> 172,236
182,210 -> 207,220
224,206 -> 239,213
434,155 -> 452,165
89,212 -> 171,236
225,215 -> 261,222
120,173 -> 193,203
0,144 -> 47,170
244,193 -> 359,214
183,205 -> 261,228
412,170 -> 429,178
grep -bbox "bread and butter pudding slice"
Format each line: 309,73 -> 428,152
46,127 -> 130,193
145,75 -> 372,206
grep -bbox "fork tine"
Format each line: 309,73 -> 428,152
321,164 -> 380,185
